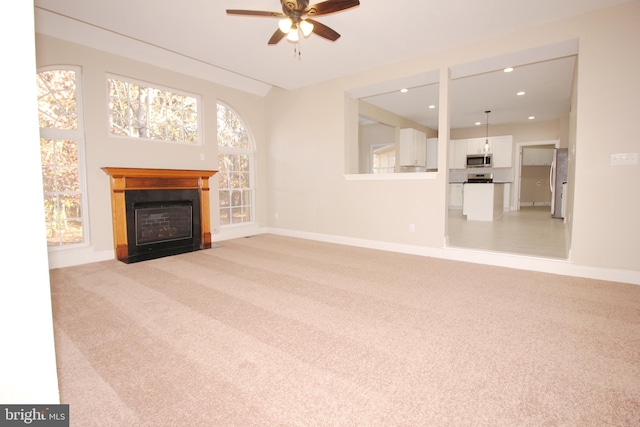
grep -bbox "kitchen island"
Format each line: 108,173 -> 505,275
463,183 -> 505,221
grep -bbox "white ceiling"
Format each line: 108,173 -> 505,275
33,0 -> 634,129
361,54 -> 578,130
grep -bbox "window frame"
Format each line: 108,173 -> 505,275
371,143 -> 396,174
106,73 -> 204,145
37,65 -> 90,250
216,101 -> 256,228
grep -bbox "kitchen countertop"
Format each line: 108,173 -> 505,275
450,181 -> 513,184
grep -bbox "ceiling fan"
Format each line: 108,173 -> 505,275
226,0 -> 360,45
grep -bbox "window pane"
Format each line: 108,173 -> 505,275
230,190 -> 243,208
217,104 -> 249,149
217,170 -> 229,189
43,194 -> 57,222
59,220 -> 84,245
60,194 -> 82,219
41,166 -> 56,193
217,103 -> 254,228
219,190 -> 230,207
231,207 -> 250,223
57,140 -> 78,165
56,166 -> 80,192
108,77 -> 199,144
46,222 -> 61,247
219,208 -> 230,225
37,70 -> 77,130
38,69 -> 86,247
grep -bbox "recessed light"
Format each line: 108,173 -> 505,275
400,88 -> 408,93
517,91 -> 526,96
528,116 -> 536,120
428,105 -> 436,109
504,67 -> 514,73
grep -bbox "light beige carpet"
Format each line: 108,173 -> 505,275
49,234 -> 640,426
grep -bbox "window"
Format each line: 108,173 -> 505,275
107,75 -> 201,144
372,144 -> 396,174
216,103 -> 254,226
36,67 -> 87,247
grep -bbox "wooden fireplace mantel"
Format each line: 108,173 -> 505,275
102,167 -> 217,261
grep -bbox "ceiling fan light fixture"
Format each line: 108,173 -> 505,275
300,20 -> 314,37
286,27 -> 299,42
278,18 -> 292,34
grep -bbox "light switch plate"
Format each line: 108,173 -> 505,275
610,153 -> 638,166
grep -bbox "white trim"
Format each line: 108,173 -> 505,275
106,73 -> 204,145
48,226 -> 640,286
34,8 -> 272,97
37,66 -> 91,249
514,139 -> 559,211
259,227 -> 640,286
216,102 -> 256,228
47,247 -> 114,269
213,223 -> 261,242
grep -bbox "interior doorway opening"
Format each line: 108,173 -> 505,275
513,140 -> 559,212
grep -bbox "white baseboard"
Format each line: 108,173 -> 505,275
48,226 -> 639,286
261,227 -> 640,286
48,247 -> 114,269
520,202 -> 551,207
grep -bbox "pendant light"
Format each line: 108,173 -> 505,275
484,110 -> 491,152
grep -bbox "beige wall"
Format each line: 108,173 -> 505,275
32,2 -> 640,276
35,35 -> 268,266
265,1 -> 640,274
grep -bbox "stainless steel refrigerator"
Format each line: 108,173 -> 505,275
550,148 -> 568,219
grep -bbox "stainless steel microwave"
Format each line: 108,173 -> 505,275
466,154 -> 492,168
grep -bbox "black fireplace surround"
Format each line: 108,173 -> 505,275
124,189 -> 201,263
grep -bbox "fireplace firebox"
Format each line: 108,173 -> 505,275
125,189 -> 201,263
102,168 -> 217,264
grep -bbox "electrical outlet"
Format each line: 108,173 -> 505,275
610,152 -> 638,166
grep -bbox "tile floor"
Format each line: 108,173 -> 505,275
447,206 -> 569,259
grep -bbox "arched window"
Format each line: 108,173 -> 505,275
216,102 -> 255,226
36,67 -> 88,247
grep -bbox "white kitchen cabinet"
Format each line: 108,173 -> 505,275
450,136 -> 513,168
467,138 -> 488,154
491,135 -> 513,167
503,182 -> 511,211
449,183 -> 464,209
463,183 -> 505,221
399,128 -> 427,167
522,148 -> 554,166
449,139 -> 468,169
426,138 -> 438,170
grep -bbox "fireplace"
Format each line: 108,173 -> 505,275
125,189 -> 201,263
102,168 -> 217,263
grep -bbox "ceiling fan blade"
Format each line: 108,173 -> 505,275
306,18 -> 340,41
268,29 -> 286,45
226,9 -> 284,17
305,0 -> 360,16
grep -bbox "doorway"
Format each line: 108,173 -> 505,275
514,140 -> 559,211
